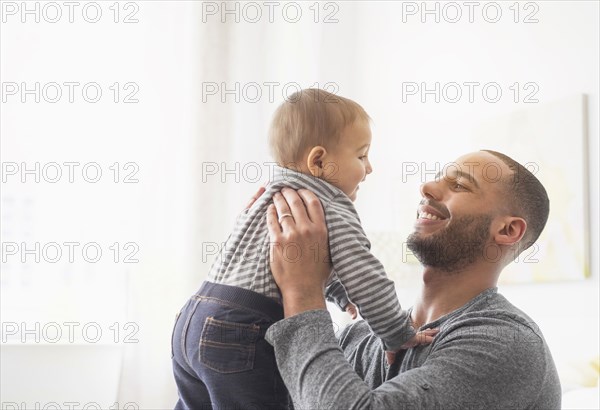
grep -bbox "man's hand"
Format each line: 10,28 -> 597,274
266,187 -> 331,318
243,186 -> 266,211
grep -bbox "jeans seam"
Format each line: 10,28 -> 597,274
205,316 -> 260,333
193,295 -> 276,322
171,311 -> 181,359
180,298 -> 202,371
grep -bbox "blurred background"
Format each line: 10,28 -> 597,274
1,1 -> 598,409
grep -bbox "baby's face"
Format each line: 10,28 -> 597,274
324,120 -> 373,201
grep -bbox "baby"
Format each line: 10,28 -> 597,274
171,89 -> 431,410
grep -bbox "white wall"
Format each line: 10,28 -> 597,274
1,2 -> 200,407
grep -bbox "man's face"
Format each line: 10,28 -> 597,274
406,152 -> 510,272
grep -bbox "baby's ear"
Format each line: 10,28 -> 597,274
306,146 -> 327,177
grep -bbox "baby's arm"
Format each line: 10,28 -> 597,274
325,279 -> 358,319
325,278 -> 350,312
324,196 -> 416,351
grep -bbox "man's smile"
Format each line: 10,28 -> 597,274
414,204 -> 449,230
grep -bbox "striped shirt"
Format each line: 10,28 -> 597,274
206,166 -> 415,350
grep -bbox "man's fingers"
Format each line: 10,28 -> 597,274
272,192 -> 295,230
281,187 -> 311,226
244,186 -> 265,211
297,189 -> 326,225
266,204 -> 282,236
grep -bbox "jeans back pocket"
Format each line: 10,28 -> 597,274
199,316 -> 260,374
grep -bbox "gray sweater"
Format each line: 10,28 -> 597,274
265,287 -> 561,409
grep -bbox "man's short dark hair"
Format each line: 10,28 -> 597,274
482,150 -> 550,250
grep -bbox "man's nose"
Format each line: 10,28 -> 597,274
420,180 -> 442,200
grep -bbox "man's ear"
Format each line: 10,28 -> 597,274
494,217 -> 527,246
306,146 -> 328,177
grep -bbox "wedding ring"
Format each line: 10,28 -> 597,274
278,213 -> 294,224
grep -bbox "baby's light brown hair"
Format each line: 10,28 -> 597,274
268,88 -> 371,166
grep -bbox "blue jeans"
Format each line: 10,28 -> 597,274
171,281 -> 292,410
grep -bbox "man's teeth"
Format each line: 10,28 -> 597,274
419,212 -> 441,221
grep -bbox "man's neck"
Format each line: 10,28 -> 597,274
411,262 -> 500,328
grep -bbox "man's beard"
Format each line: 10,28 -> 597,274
406,214 -> 493,273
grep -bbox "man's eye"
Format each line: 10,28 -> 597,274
453,183 -> 466,190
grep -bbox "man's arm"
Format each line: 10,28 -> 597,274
269,187 -> 416,350
265,309 -> 551,409
264,188 -> 558,409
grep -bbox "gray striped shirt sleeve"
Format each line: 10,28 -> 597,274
325,279 -> 350,311
324,195 -> 415,351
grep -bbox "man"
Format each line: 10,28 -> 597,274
263,150 -> 561,409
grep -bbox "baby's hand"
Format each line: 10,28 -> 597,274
400,328 -> 439,349
385,351 -> 397,365
344,303 -> 358,320
385,328 -> 439,365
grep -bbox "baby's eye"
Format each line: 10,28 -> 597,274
359,155 -> 367,160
